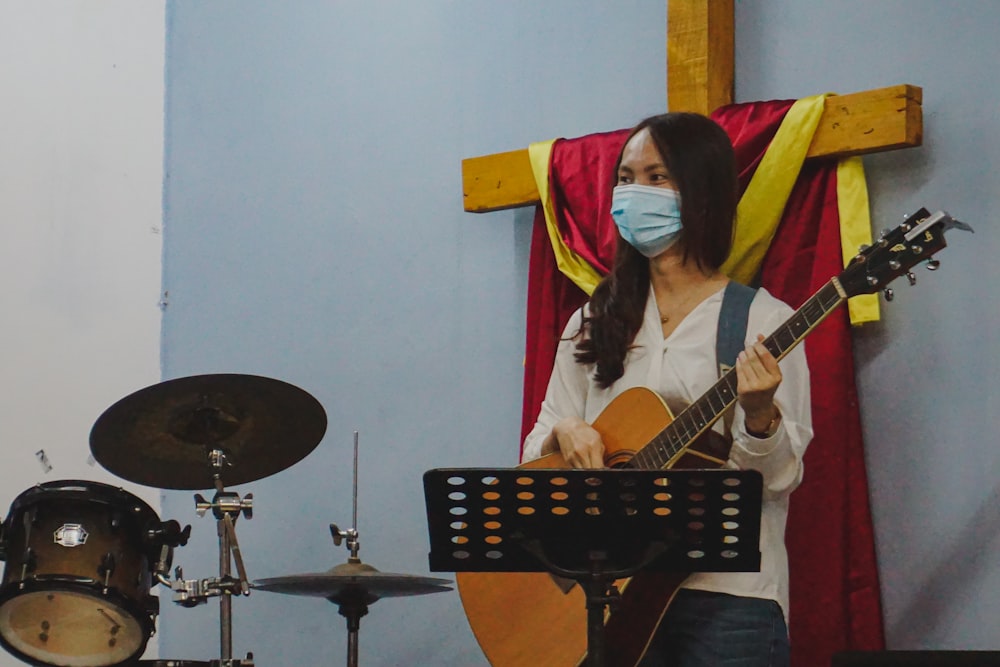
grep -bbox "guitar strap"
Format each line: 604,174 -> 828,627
717,281 -> 757,435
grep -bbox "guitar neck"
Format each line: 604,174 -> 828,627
629,279 -> 846,470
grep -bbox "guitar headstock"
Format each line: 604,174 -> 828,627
837,208 -> 973,298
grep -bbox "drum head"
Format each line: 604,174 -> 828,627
0,587 -> 149,667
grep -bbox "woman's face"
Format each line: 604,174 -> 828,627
616,128 -> 676,190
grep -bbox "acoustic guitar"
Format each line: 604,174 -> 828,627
457,209 -> 971,667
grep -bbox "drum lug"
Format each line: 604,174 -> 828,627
99,551 -> 117,588
18,547 -> 37,583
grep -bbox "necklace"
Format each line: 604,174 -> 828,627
657,287 -> 708,324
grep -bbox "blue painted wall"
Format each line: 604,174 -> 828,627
735,0 -> 1000,650
160,1 -> 1000,663
160,2 -> 666,665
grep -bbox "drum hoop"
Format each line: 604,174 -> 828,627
6,479 -> 159,523
0,578 -> 156,667
0,576 -> 157,628
0,577 -> 155,667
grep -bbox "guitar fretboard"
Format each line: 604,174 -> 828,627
628,280 -> 845,471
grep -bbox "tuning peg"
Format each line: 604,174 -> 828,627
866,276 -> 880,287
926,259 -> 941,271
883,288 -> 894,301
858,243 -> 870,253
906,272 -> 917,286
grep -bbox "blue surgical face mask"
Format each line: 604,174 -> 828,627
610,184 -> 683,258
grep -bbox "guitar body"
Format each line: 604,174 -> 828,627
457,387 -> 726,667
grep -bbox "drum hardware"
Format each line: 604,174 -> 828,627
87,373 -> 328,666
136,657 -> 254,667
253,433 -> 452,667
158,450 -> 255,664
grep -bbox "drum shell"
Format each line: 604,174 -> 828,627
0,480 -> 159,600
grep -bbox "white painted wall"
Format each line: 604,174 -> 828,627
0,2 -> 164,665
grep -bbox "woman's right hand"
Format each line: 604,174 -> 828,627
549,416 -> 606,469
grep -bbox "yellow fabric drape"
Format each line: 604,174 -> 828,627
528,139 -> 603,296
722,93 -> 879,324
837,157 -> 880,323
722,94 -> 829,283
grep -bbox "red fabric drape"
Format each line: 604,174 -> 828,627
519,102 -> 885,665
519,129 -> 630,443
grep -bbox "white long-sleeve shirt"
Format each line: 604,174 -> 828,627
522,284 -> 813,619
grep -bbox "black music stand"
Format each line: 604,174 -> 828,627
423,468 -> 763,667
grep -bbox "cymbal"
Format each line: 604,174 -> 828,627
90,373 -> 327,490
253,561 -> 453,603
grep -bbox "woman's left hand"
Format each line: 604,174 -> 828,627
736,334 -> 782,432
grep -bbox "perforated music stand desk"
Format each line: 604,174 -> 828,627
423,468 -> 763,667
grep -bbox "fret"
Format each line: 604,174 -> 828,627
632,447 -> 652,470
801,300 -> 823,325
693,400 -> 710,428
764,333 -> 785,358
706,388 -> 727,414
654,441 -> 670,466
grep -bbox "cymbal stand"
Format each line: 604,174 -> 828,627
169,449 -> 253,666
328,431 -> 367,667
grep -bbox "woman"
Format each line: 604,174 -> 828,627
521,113 -> 813,667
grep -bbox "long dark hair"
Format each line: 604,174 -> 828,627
574,112 -> 738,388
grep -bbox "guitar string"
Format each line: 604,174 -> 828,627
628,281 -> 844,471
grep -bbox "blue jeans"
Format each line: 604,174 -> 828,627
637,589 -> 789,667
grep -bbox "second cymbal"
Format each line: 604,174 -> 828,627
89,373 -> 327,490
253,561 -> 453,603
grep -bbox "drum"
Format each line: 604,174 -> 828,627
0,481 -> 165,667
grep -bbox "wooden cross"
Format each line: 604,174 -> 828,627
461,0 -> 922,213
